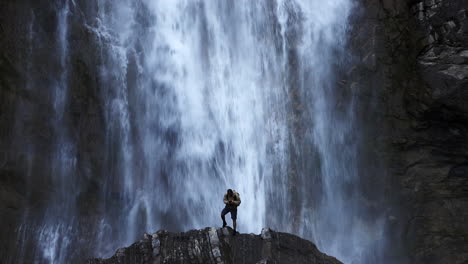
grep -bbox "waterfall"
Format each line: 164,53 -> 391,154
294,1 -> 386,262
28,1 -> 79,263
90,0 -> 289,253
12,0 -> 388,263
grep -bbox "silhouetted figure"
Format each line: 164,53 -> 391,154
221,189 -> 241,235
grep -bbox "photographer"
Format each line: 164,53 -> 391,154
221,189 -> 241,235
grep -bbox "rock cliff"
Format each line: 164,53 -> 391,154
348,0 -> 468,263
87,227 -> 342,264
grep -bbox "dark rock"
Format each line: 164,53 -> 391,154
87,227 -> 342,264
350,0 -> 468,263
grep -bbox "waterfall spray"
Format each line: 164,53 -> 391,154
13,1 -> 388,263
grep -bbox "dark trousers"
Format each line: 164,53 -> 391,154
221,206 -> 237,220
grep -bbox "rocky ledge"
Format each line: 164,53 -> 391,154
87,227 -> 342,264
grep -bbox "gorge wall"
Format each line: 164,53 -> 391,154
348,0 -> 468,263
0,0 -> 467,263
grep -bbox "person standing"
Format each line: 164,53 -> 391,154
221,189 -> 241,235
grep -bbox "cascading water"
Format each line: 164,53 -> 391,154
17,1 -> 80,263
90,0 -> 289,253
11,0 -> 388,263
291,2 -> 386,263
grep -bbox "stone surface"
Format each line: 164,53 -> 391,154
348,0 -> 468,263
87,227 -> 343,264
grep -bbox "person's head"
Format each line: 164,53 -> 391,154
227,189 -> 233,196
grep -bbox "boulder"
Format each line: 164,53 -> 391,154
87,227 -> 342,264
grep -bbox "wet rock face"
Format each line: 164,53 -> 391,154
350,0 -> 468,263
87,227 -> 342,264
0,0 -> 108,261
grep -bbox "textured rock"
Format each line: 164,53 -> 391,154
349,0 -> 468,263
87,227 -> 342,264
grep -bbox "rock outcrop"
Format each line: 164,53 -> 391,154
87,227 -> 342,264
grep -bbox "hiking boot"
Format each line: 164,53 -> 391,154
222,221 -> 227,228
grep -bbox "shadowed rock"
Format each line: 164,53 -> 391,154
87,227 -> 342,264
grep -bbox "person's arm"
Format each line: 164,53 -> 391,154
223,194 -> 229,205
233,193 -> 241,206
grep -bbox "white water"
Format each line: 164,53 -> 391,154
15,0 -> 387,263
92,0 -> 287,248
